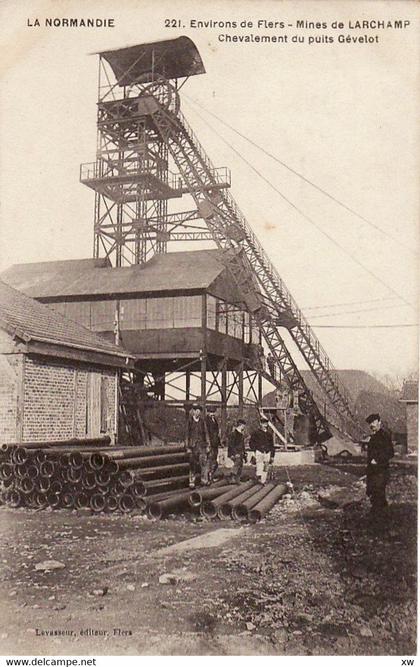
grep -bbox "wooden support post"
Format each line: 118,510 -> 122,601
221,358 -> 227,437
200,352 -> 207,404
258,370 -> 263,405
238,360 -> 244,418
201,294 -> 207,405
186,370 -> 191,402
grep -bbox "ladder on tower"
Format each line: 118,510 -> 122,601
145,97 -> 361,443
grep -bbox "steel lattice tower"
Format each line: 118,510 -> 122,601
81,37 -> 362,443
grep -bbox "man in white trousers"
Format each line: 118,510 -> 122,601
249,416 -> 275,483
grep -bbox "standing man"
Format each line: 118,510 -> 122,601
365,413 -> 394,518
250,416 -> 275,483
228,419 -> 247,484
206,406 -> 221,482
186,404 -> 210,488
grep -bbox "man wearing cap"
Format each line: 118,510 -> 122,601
186,404 -> 210,488
365,413 -> 394,518
206,406 -> 221,482
250,416 -> 275,484
228,419 -> 247,484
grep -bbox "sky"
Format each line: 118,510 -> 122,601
0,0 -> 418,381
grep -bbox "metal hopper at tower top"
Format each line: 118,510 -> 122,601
80,36 -> 363,443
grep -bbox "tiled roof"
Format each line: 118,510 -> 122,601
0,280 -> 131,360
0,250 -> 226,299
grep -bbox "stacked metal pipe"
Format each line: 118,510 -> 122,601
0,439 -> 191,513
147,479 -> 288,522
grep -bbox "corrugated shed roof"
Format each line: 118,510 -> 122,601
1,250 -> 227,299
98,37 -> 205,84
0,280 -> 131,359
400,380 -> 419,402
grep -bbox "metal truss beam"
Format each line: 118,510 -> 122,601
147,100 -> 360,441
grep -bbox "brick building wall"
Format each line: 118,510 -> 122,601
406,403 -> 418,451
0,353 -> 23,442
23,358 -> 76,441
0,349 -> 118,443
74,368 -> 88,437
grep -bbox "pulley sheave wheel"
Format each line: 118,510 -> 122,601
131,75 -> 180,114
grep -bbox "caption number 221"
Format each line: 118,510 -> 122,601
165,19 -> 183,28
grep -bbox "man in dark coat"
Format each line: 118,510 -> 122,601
206,406 -> 221,481
249,416 -> 275,483
227,419 -> 246,484
186,404 -> 210,488
365,413 -> 394,516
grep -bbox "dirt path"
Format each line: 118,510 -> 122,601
0,464 -> 416,655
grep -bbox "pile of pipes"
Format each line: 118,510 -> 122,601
0,438 -> 191,513
147,479 -> 289,523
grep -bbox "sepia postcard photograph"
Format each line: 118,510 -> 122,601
0,0 -> 418,660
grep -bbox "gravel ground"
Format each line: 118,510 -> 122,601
0,463 -> 416,656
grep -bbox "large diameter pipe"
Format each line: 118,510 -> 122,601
189,484 -> 233,508
143,475 -> 190,495
19,477 -> 35,494
6,489 -> 23,508
15,464 -> 27,479
111,452 -> 190,473
0,444 -> 14,455
67,467 -> 84,484
3,436 -> 111,449
104,445 -> 186,460
201,480 -> 255,519
112,456 -> 174,471
49,480 -> 63,495
118,470 -> 136,489
47,492 -> 61,509
130,480 -> 148,498
35,492 -> 48,509
74,492 -> 90,510
68,452 -> 85,469
113,452 -> 191,469
125,474 -> 189,499
133,497 -> 147,511
82,471 -> 97,491
25,464 -> 39,480
96,470 -> 112,487
117,463 -> 191,487
11,448 -> 29,464
233,483 -> 276,521
88,452 -> 108,471
118,494 -> 135,513
135,462 -> 190,481
248,483 -> 288,523
218,484 -> 262,520
145,486 -> 196,503
107,445 -> 186,458
0,463 -> 14,482
147,489 -> 193,520
61,492 -> 75,510
38,476 -> 51,493
39,460 -> 56,478
90,493 -> 107,513
105,459 -> 119,475
106,495 -> 119,512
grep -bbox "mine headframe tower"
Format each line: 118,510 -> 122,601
81,36 -> 362,444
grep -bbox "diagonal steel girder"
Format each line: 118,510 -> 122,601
148,103 -> 335,442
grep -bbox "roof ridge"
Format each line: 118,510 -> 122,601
0,280 -> 132,359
